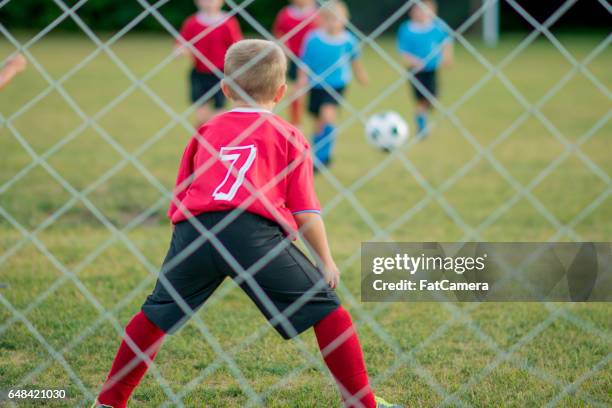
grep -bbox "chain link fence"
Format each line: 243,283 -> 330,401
0,0 -> 610,406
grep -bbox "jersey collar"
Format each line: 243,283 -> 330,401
287,5 -> 317,19
196,12 -> 227,26
315,29 -> 350,45
408,20 -> 436,32
230,107 -> 273,114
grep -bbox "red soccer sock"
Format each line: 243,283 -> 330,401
314,306 -> 376,408
289,97 -> 303,126
97,311 -> 166,408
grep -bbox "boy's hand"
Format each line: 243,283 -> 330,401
293,212 -> 340,289
411,58 -> 424,72
175,44 -> 191,57
356,70 -> 369,86
442,43 -> 454,68
320,260 -> 341,289
400,53 -> 424,72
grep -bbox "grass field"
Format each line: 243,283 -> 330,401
1,30 -> 611,407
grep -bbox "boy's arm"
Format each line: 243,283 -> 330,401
296,68 -> 309,89
348,37 -> 368,86
0,54 -> 27,91
441,41 -> 454,67
294,212 -> 340,289
286,130 -> 338,288
351,59 -> 369,86
174,19 -> 193,57
174,44 -> 191,57
271,10 -> 283,38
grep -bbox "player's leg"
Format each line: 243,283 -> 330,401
411,71 -> 427,138
287,61 -> 304,126
415,99 -> 430,139
191,70 -> 222,126
208,75 -> 227,122
311,88 -> 343,168
94,311 -> 164,408
289,83 -> 306,127
95,217 -> 224,408
315,103 -> 338,165
312,305 -> 377,407
308,88 -> 326,169
412,71 -> 435,139
211,211 -> 379,408
190,68 -> 207,127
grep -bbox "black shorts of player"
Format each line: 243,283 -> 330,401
287,60 -> 298,82
141,211 -> 341,340
308,86 -> 345,116
189,69 -> 225,109
411,70 -> 437,101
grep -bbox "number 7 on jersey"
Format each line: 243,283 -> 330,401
213,145 -> 257,201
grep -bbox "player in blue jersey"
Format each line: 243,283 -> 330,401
297,0 -> 368,170
397,0 -> 453,139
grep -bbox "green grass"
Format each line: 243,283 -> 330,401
1,31 -> 611,407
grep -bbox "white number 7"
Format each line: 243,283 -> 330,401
212,145 -> 257,201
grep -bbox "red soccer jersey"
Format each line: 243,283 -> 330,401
178,12 -> 243,73
167,108 -> 321,235
273,5 -> 319,57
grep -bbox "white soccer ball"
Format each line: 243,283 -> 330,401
365,111 -> 409,151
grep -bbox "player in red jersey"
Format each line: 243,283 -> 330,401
176,0 -> 242,126
92,40 -> 401,408
272,0 -> 319,127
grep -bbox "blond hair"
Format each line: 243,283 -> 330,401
223,39 -> 287,103
320,0 -> 349,19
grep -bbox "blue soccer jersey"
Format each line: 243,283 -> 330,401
301,29 -> 360,89
397,20 -> 449,72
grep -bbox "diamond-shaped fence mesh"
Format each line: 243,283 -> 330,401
0,0 -> 610,407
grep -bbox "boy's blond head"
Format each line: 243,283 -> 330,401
224,39 -> 287,103
411,0 -> 438,16
290,0 -> 315,7
196,0 -> 224,12
320,0 -> 349,19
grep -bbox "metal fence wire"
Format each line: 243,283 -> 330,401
0,0 -> 611,407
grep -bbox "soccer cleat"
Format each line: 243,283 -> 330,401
375,395 -> 404,408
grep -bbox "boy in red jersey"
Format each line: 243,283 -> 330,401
176,0 -> 242,126
92,40 -> 400,408
272,0 -> 319,127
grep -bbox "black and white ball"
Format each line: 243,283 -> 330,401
365,111 -> 409,151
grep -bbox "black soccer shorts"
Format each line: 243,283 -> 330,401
141,211 -> 341,340
411,69 -> 438,101
308,86 -> 345,116
189,69 -> 226,109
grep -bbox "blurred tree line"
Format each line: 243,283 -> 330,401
1,0 -> 609,35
